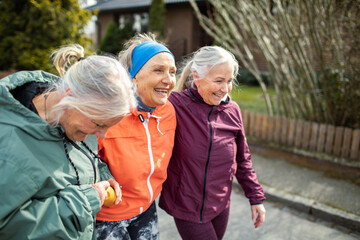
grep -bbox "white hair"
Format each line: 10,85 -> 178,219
175,46 -> 239,91
49,44 -> 136,125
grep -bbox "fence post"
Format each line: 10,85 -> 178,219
287,118 -> 296,147
309,122 -> 319,151
274,116 -> 282,143
341,128 -> 353,159
267,116 -> 275,142
317,124 -> 327,152
333,127 -> 345,157
255,113 -> 262,138
249,112 -> 256,137
301,121 -> 311,150
294,120 -> 304,148
325,125 -> 335,154
350,129 -> 360,160
242,110 -> 250,134
280,117 -> 288,145
261,114 -> 268,140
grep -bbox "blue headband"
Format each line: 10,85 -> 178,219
129,41 -> 174,79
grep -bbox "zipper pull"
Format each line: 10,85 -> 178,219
138,114 -> 145,123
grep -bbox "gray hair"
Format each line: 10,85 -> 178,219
49,44 -> 136,125
175,46 -> 239,91
118,32 -> 166,72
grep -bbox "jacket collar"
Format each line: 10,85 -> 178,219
130,105 -> 164,135
135,95 -> 156,113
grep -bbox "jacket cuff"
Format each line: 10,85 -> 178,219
79,185 -> 101,215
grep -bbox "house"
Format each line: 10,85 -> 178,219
87,0 -> 212,61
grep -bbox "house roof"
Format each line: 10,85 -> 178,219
87,0 -> 207,12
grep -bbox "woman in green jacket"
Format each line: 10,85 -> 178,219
0,44 -> 136,239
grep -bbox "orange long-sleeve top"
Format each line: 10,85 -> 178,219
96,101 -> 176,221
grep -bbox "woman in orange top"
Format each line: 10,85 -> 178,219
95,33 -> 177,240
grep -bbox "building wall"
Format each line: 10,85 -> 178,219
96,13 -> 116,46
165,6 -> 193,61
165,4 -> 213,61
93,3 -> 211,62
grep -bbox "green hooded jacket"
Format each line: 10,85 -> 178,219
0,71 -> 113,239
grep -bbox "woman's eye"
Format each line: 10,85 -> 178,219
91,120 -> 105,128
94,122 -> 102,128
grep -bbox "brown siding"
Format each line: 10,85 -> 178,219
96,13 -> 117,46
165,6 -> 193,61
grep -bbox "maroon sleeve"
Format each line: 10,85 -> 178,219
234,107 -> 266,204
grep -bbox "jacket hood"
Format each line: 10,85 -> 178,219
0,71 -> 61,141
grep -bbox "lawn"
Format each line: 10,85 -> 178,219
230,84 -> 276,114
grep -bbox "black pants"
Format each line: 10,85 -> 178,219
96,201 -> 159,240
174,207 -> 230,240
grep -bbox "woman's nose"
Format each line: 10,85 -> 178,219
221,83 -> 230,93
96,128 -> 108,139
162,71 -> 174,84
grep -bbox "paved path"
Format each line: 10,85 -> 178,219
251,147 -> 360,231
157,146 -> 360,239
158,189 -> 360,240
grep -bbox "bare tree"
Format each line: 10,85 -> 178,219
190,0 -> 360,128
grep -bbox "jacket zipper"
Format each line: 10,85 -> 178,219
68,140 -> 97,184
199,106 -> 214,223
138,114 -> 155,205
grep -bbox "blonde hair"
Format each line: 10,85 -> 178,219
49,44 -> 136,125
118,32 -> 166,72
175,46 -> 239,91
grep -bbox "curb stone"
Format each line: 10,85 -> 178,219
261,184 -> 360,233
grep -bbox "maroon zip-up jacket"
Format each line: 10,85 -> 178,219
159,87 -> 265,223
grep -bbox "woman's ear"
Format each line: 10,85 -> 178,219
132,77 -> 138,88
193,70 -> 201,88
61,88 -> 71,99
192,70 -> 199,81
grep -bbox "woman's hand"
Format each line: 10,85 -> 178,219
106,178 -> 122,205
92,179 -> 122,206
251,204 -> 266,228
92,181 -> 110,205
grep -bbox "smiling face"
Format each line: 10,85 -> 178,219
133,52 -> 176,107
60,108 -> 124,141
194,61 -> 234,106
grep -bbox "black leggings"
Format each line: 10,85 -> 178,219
96,201 -> 159,240
174,207 -> 230,240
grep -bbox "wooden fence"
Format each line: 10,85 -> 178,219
242,111 -> 360,161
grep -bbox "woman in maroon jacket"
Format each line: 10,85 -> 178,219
159,46 -> 266,239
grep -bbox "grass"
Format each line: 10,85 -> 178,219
229,84 -> 276,114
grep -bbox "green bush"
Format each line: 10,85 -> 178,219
149,0 -> 166,39
237,69 -> 270,86
99,21 -> 136,55
0,0 -> 92,73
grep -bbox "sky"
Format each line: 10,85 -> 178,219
80,0 -> 97,35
